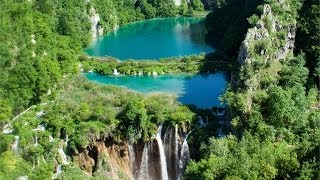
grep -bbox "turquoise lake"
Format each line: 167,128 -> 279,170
85,72 -> 228,108
85,17 -> 215,60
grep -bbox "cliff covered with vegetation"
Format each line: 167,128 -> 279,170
0,76 -> 195,179
183,0 -> 319,179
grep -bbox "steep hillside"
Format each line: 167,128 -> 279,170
183,0 -> 320,179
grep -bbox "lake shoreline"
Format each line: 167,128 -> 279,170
84,72 -> 229,108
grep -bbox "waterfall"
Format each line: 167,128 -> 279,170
18,176 -> 28,180
33,124 -> 45,131
178,132 -> 192,179
90,7 -> 100,38
175,124 -> 179,179
113,69 -> 120,75
128,144 -> 136,178
12,136 -> 19,154
2,123 -> 13,134
34,135 -> 38,146
64,134 -> 69,146
58,145 -> 68,165
179,139 -> 190,168
57,165 -> 62,174
49,135 -> 54,142
53,165 -> 62,179
138,144 -> 149,180
216,109 -> 225,117
174,0 -> 181,6
217,128 -> 223,137
216,109 -> 226,137
198,116 -> 206,127
156,124 -> 168,180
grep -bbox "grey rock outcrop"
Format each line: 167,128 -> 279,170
89,7 -> 103,38
238,4 -> 296,65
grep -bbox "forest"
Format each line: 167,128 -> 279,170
0,0 -> 319,179
183,0 -> 320,179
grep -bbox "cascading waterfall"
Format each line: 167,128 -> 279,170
58,145 -> 68,165
53,165 -> 62,179
2,123 -> 13,134
128,144 -> 137,178
198,116 -> 206,127
54,144 -> 69,178
33,124 -> 45,132
34,135 -> 38,146
90,7 -> 100,38
12,136 -> 19,154
64,134 -> 69,146
216,109 -> 226,137
113,69 -> 120,75
178,132 -> 191,178
156,124 -> 168,180
49,135 -> 54,142
174,124 -> 179,179
138,143 -> 149,180
131,124 -> 193,180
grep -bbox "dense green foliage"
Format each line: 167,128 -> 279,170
183,0 -> 320,179
0,76 -> 195,179
82,53 -> 230,75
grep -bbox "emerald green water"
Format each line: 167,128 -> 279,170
85,72 -> 228,108
85,17 -> 215,60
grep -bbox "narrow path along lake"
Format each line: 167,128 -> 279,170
85,72 -> 228,108
85,17 -> 215,60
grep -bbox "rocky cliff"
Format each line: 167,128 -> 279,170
72,135 -> 132,179
238,4 -> 296,65
236,2 -> 298,112
89,6 -> 104,38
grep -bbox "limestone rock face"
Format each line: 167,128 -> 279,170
72,137 -> 131,179
76,149 -> 95,174
89,5 -> 106,38
237,4 -> 296,65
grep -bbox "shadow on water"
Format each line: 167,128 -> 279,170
177,72 -> 229,108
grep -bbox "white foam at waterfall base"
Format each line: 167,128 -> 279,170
12,136 -> 19,154
156,124 -> 168,180
138,143 -> 149,180
113,69 -> 120,75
